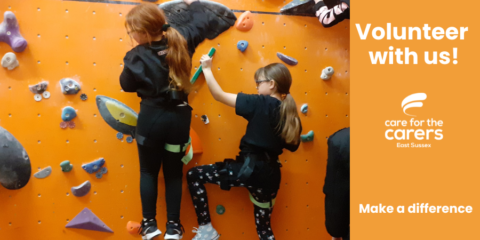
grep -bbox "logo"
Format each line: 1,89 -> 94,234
401,93 -> 427,116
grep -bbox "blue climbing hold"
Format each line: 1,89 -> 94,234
95,172 -> 103,179
61,107 -> 77,122
301,104 -> 308,114
116,132 -> 124,140
82,158 -> 105,174
126,136 -> 133,143
100,167 -> 108,174
301,130 -> 314,142
237,40 -> 248,52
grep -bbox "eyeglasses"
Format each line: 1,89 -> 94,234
255,79 -> 271,88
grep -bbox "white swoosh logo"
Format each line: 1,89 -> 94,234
401,93 -> 427,116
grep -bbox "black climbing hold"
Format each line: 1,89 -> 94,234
0,126 -> 32,190
80,93 -> 88,101
159,0 -> 237,40
201,115 -> 209,124
280,0 -> 316,17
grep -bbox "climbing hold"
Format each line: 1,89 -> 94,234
126,136 -> 133,143
191,47 -> 216,84
34,166 -> 52,179
60,122 -> 68,129
277,52 -> 298,66
60,78 -> 81,95
0,126 -> 32,190
60,160 -> 73,172
0,12 -> 28,52
29,81 -> 48,94
43,91 -> 51,99
280,0 -> 316,16
116,132 -> 124,140
201,115 -> 209,124
82,158 -> 105,174
80,93 -> 88,101
126,221 -> 141,234
159,0 -> 236,40
321,66 -> 335,80
62,107 -> 77,122
67,121 -> 76,129
301,130 -> 314,142
237,40 -> 248,52
100,167 -> 108,174
235,11 -> 253,31
216,205 -> 226,215
190,128 -> 203,154
34,94 -> 42,102
71,181 -> 91,197
96,95 -> 138,135
66,207 -> 114,233
95,172 -> 103,179
1,52 -> 18,70
301,104 -> 308,114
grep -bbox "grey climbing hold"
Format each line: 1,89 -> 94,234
60,78 -> 81,95
95,172 -> 103,179
71,181 -> 91,197
280,0 -> 315,17
100,167 -> 108,174
62,107 -> 77,122
301,130 -> 314,142
34,94 -> 42,102
82,158 -> 105,174
301,104 -> 308,114
321,66 -> 334,80
80,93 -> 88,101
277,52 -> 298,66
34,166 -> 52,179
216,205 -> 225,215
0,126 -> 32,190
201,115 -> 209,124
237,40 -> 248,52
1,52 -> 18,70
61,160 -> 73,172
29,81 -> 48,94
126,136 -> 133,143
116,132 -> 124,140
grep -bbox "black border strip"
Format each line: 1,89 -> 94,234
62,0 -> 314,16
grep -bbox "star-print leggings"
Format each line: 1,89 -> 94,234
187,163 -> 278,240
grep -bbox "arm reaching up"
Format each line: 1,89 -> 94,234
200,55 -> 237,108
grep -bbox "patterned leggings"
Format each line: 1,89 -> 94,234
187,164 -> 277,240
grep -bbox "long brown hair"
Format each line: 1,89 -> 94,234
255,63 -> 301,145
125,3 -> 192,93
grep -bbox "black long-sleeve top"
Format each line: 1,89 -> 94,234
120,2 -> 209,106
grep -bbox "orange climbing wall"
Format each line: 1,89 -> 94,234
0,0 -> 349,239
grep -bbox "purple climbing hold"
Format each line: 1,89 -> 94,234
66,207 -> 114,233
71,181 -> 91,197
276,52 -> 298,66
0,11 -> 28,52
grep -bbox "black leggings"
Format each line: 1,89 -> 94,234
187,163 -> 278,240
136,103 -> 191,221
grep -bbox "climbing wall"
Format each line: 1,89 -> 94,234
0,0 -> 349,239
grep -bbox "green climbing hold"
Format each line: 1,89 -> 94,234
216,205 -> 225,215
60,160 -> 73,172
191,47 -> 216,84
301,130 -> 314,142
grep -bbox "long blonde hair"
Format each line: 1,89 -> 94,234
255,63 -> 301,144
125,3 -> 192,93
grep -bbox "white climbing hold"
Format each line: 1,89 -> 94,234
1,52 -> 19,70
34,94 -> 42,101
43,91 -> 51,99
321,66 -> 334,80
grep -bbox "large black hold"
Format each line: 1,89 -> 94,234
0,126 -> 31,190
159,0 -> 237,40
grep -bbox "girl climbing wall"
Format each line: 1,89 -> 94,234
120,1 -> 209,239
186,56 -> 302,240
